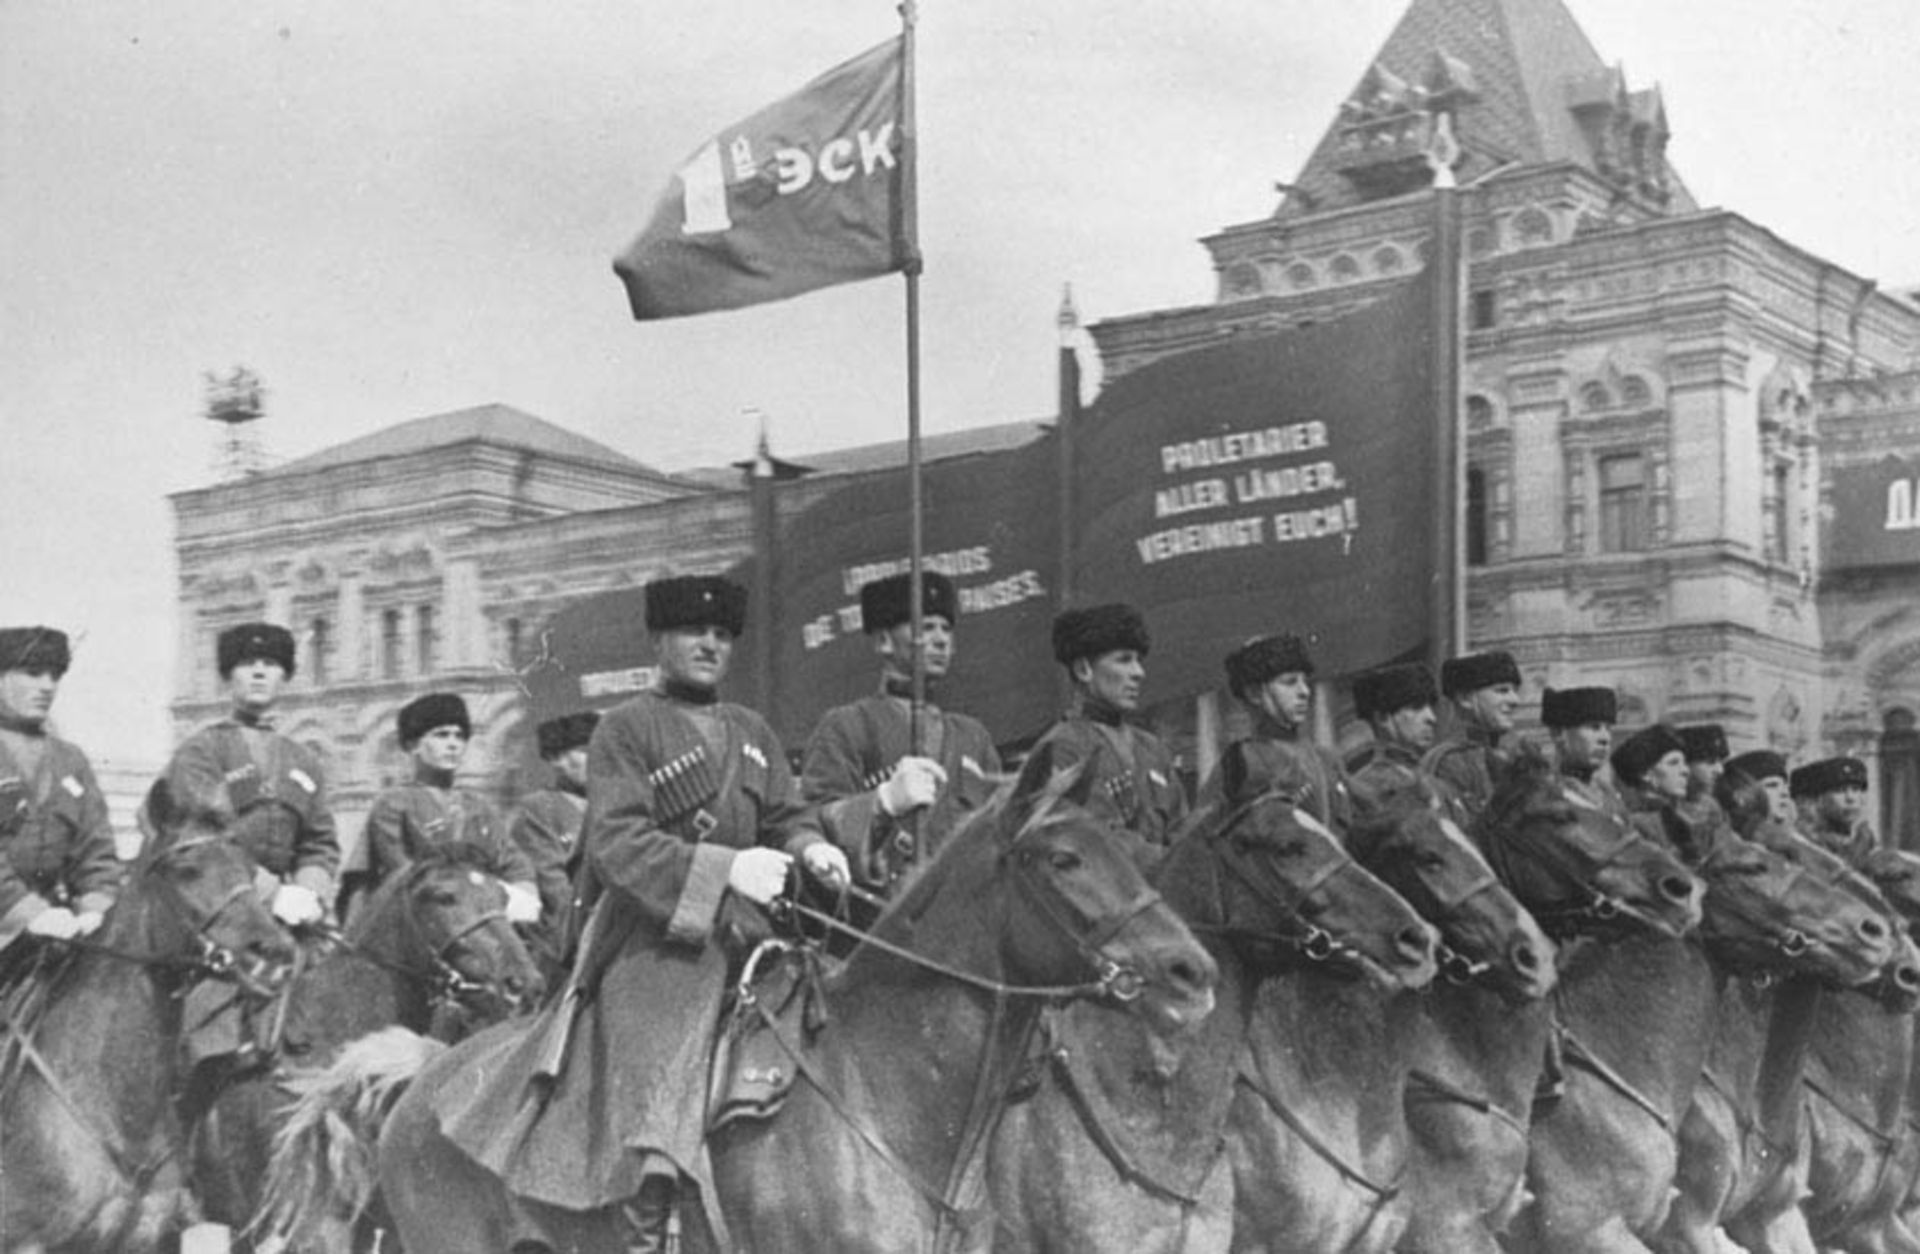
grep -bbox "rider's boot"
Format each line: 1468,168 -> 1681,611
620,1176 -> 680,1254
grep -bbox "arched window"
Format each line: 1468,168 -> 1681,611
416,604 -> 438,675
1465,395 -> 1494,431
1466,467 -> 1489,567
1883,708 -> 1920,851
1329,254 -> 1361,282
309,617 -> 330,687
381,609 -> 403,680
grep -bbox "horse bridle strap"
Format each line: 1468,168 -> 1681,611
1236,1066 -> 1404,1254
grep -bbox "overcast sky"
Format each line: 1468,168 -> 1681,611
5,0 -> 1918,767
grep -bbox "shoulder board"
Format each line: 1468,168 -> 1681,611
742,743 -> 768,770
61,775 -> 86,799
289,767 -> 317,793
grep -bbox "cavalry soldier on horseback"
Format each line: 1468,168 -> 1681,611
0,626 -> 120,953
435,574 -> 848,1254
1791,755 -> 1876,865
801,571 -> 1001,894
1201,632 -> 1351,830
1675,723 -> 1734,834
1422,649 -> 1522,827
345,692 -> 541,928
1024,603 -> 1187,860
507,709 -> 599,970
1343,660 -> 1439,820
1540,685 -> 1630,824
1720,748 -> 1796,837
1613,723 -> 1735,866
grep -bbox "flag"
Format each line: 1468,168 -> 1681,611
614,36 -> 907,320
1069,266 -> 1438,698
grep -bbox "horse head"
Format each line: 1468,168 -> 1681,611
1743,822 -> 1920,1008
1199,789 -> 1438,992
133,779 -> 296,998
1478,746 -> 1702,940
1692,836 -> 1894,988
1347,783 -> 1554,1002
1858,846 -> 1920,927
993,745 -> 1218,1041
356,852 -> 546,1032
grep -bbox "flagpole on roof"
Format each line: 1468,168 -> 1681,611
901,0 -> 926,755
1426,108 -> 1468,676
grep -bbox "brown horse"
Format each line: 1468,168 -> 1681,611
1517,828 -> 1896,1254
1229,755 -> 1698,1254
270,758 -> 1219,1254
201,850 -> 544,1247
984,791 -> 1441,1254
0,797 -> 294,1254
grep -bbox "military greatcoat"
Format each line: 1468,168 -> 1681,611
801,687 -> 1001,887
1027,708 -> 1188,856
0,723 -> 120,947
1422,724 -> 1511,829
1199,720 -> 1352,832
437,685 -> 823,1213
361,778 -> 535,893
508,786 -> 587,927
163,717 -> 338,896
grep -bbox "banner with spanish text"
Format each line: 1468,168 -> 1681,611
1070,267 -> 1437,700
614,36 -> 907,320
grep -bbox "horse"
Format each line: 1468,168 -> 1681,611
1228,752 -> 1698,1254
0,791 -> 294,1254
199,850 -> 545,1246
1516,818 -> 1897,1254
983,790 -> 1441,1254
263,753 -> 1220,1254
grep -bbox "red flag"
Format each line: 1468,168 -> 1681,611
614,37 -> 907,320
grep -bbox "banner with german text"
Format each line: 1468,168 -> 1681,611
1070,267 -> 1437,700
614,36 -> 906,320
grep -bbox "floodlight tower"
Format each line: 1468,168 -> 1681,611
203,366 -> 267,480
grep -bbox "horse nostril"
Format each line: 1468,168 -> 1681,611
1862,917 -> 1889,942
1659,875 -> 1695,902
1398,926 -> 1433,958
1512,943 -> 1539,971
1899,964 -> 1920,994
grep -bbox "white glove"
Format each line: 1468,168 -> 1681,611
727,847 -> 792,906
271,883 -> 325,928
503,881 -> 542,924
801,842 -> 850,888
877,756 -> 948,817
25,906 -> 82,940
73,910 -> 105,936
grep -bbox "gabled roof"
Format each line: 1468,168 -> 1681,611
269,403 -> 661,478
1277,0 -> 1695,219
674,419 -> 1052,490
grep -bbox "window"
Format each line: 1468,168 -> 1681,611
1597,453 -> 1648,552
1470,289 -> 1497,330
1768,461 -> 1793,564
381,609 -> 403,680
416,604 -> 437,675
1884,709 -> 1920,852
1466,467 -> 1489,567
505,617 -> 523,668
309,617 -> 330,687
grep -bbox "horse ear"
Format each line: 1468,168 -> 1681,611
1008,741 -> 1096,831
143,777 -> 178,834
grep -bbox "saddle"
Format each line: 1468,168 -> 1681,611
708,943 -> 830,1134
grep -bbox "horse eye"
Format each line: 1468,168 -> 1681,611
424,890 -> 459,906
1048,850 -> 1082,872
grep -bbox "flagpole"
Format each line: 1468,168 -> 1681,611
900,0 -> 925,755
1056,284 -> 1080,715
1427,112 -> 1468,675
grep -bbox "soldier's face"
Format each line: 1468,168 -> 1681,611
0,667 -> 59,726
876,616 -> 953,681
412,725 -> 468,772
1076,649 -> 1144,711
554,746 -> 590,790
1253,671 -> 1313,731
1462,682 -> 1519,733
226,657 -> 286,713
1758,776 -> 1795,824
1555,722 -> 1612,772
655,624 -> 734,691
1380,703 -> 1437,751
1817,785 -> 1866,829
1645,750 -> 1690,801
1688,760 -> 1723,797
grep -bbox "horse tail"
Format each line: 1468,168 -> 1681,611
250,1026 -> 443,1252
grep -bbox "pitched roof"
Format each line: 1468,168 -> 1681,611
269,403 -> 661,478
674,419 -> 1052,489
1278,0 -> 1695,219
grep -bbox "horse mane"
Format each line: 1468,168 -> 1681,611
1479,741 -> 1557,834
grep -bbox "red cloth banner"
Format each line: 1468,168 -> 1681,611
614,37 -> 906,320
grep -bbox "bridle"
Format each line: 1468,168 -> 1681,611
1201,792 -> 1379,966
1479,780 -> 1667,939
306,867 -> 519,1014
1373,811 -> 1508,984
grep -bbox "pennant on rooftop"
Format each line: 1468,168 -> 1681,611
614,37 -> 907,320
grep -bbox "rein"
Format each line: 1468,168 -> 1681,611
1479,784 -> 1661,939
306,901 -> 512,1009
1196,795 -> 1378,967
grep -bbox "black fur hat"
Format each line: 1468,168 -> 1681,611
398,692 -> 471,747
217,622 -> 295,678
1439,650 -> 1520,699
1051,604 -> 1150,665
645,575 -> 747,637
1676,724 -> 1730,764
536,710 -> 600,759
1351,662 -> 1438,721
1541,686 -> 1617,729
0,626 -> 70,677
1790,756 -> 1868,799
1725,749 -> 1788,784
1223,634 -> 1315,695
1610,723 -> 1686,786
860,571 -> 959,633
